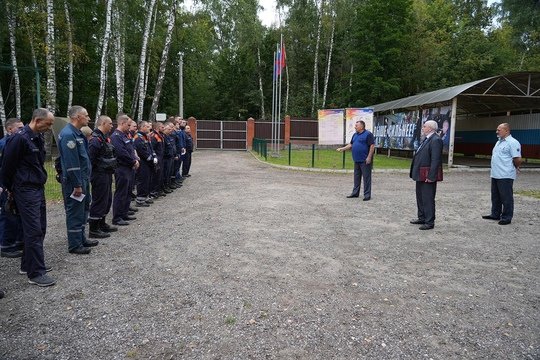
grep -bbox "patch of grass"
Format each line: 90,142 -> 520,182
254,149 -> 411,170
516,190 -> 540,199
224,315 -> 237,325
126,349 -> 138,358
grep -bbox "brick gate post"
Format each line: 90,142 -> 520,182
247,117 -> 255,149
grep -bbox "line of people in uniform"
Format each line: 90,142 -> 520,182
0,107 -> 193,292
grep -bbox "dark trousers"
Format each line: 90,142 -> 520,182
113,166 -> 133,222
14,187 -> 47,279
136,162 -> 153,199
89,172 -> 113,220
176,156 -> 184,181
182,152 -> 192,176
352,161 -> 372,198
0,192 -> 23,253
416,181 -> 437,226
163,158 -> 173,187
491,178 -> 514,221
174,158 -> 181,180
152,156 -> 164,193
62,181 -> 91,250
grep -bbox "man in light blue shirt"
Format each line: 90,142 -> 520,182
482,123 -> 521,225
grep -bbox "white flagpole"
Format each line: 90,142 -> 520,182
277,35 -> 283,155
271,50 -> 276,153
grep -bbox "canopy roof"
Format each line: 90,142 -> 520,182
371,72 -> 540,115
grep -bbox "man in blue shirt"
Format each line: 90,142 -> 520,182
482,123 -> 522,225
58,106 -> 98,254
337,120 -> 375,201
0,108 -> 56,286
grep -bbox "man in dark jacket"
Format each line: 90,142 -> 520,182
0,108 -> 56,286
88,115 -> 117,237
409,120 -> 443,230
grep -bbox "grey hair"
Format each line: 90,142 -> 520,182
424,120 -> 438,131
68,105 -> 86,119
32,108 -> 50,120
96,115 -> 112,127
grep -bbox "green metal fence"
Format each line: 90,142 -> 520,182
252,138 -> 268,160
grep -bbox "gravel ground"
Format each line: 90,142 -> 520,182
1,150 -> 539,360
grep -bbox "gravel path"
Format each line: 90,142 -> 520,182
1,150 -> 539,359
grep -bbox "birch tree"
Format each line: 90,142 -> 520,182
6,3 -> 21,119
136,0 -> 157,121
311,0 -> 325,116
64,0 -> 74,114
95,0 -> 114,120
113,3 -> 126,113
0,83 -> 6,132
322,6 -> 335,109
149,1 -> 178,121
46,0 -> 57,114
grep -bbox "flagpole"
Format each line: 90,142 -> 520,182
271,50 -> 276,153
277,36 -> 283,155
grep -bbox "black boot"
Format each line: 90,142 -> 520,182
100,217 -> 118,233
89,219 -> 111,238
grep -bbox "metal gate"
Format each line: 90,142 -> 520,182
196,120 -> 247,150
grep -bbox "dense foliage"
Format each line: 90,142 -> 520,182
0,0 -> 538,122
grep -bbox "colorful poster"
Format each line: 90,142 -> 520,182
373,105 -> 452,152
345,108 -> 374,143
318,109 -> 345,145
374,111 -> 418,150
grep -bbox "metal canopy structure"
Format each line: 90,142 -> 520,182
371,72 -> 540,115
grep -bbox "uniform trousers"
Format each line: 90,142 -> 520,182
89,172 -> 113,220
113,166 -> 133,222
62,181 -> 91,250
0,192 -> 23,253
136,162 -> 153,199
182,152 -> 192,176
14,187 -> 47,278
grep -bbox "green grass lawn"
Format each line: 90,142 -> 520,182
44,161 -> 64,201
516,190 -> 540,199
254,149 -> 412,170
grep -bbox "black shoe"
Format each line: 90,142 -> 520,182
498,220 -> 511,225
123,215 -> 137,221
112,219 -> 130,226
100,219 -> 118,233
185,174 -> 191,177
136,201 -> 150,207
419,224 -> 434,230
129,207 -> 139,212
145,198 -> 154,204
69,246 -> 91,255
482,215 -> 499,220
410,219 -> 425,224
363,197 -> 371,201
0,289 -> 4,299
163,188 -> 173,194
346,194 -> 359,198
83,239 -> 99,247
1,250 -> 23,258
89,229 -> 110,239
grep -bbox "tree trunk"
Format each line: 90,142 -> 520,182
46,0 -> 57,114
322,8 -> 335,109
257,47 -> 265,120
64,0 -> 74,114
0,82 -> 6,133
150,1 -> 177,121
96,0 -> 114,121
6,4 -> 21,119
349,63 -> 353,106
113,3 -> 125,114
136,0 -> 157,122
311,0 -> 325,117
